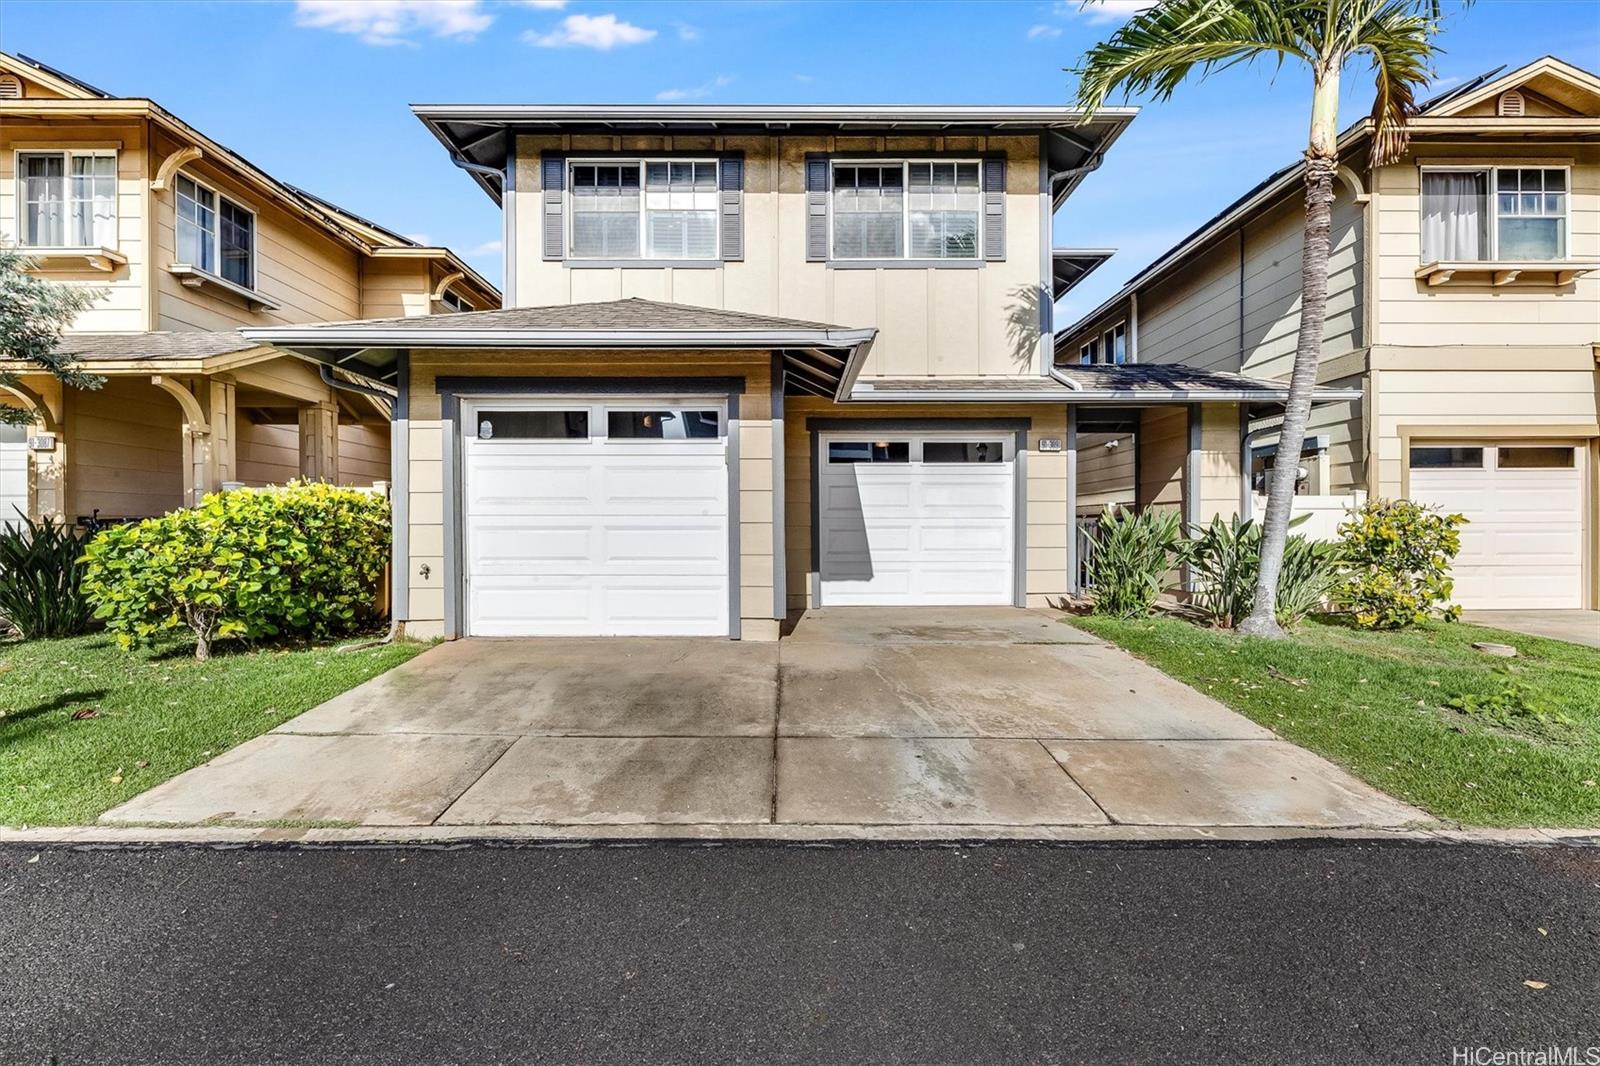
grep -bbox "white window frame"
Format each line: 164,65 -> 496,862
1418,164 -> 1572,263
1078,339 -> 1098,365
438,288 -> 471,313
13,148 -> 118,250
1102,321 -> 1128,365
173,170 -> 259,291
829,158 -> 984,263
463,396 -> 729,445
565,158 -> 721,262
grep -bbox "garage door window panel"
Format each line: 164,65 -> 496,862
476,410 -> 590,440
607,409 -> 722,440
1410,446 -> 1484,469
1497,446 -> 1575,470
828,441 -> 909,463
923,441 -> 1004,464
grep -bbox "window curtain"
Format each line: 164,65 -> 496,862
1420,172 -> 1488,262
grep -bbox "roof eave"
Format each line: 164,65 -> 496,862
848,386 -> 1363,405
240,326 -> 878,351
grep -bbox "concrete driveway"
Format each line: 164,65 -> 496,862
104,608 -> 1424,832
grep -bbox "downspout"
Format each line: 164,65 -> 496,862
319,362 -> 394,402
1127,292 -> 1139,363
1240,416 -> 1276,521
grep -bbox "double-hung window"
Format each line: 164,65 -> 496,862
569,159 -> 718,260
1077,322 -> 1128,365
1421,166 -> 1568,262
175,174 -> 256,288
17,150 -> 116,248
833,160 -> 981,261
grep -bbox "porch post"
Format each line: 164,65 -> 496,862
1064,404 -> 1079,596
298,400 -> 340,482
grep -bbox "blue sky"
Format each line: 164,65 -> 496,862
3,0 -> 1596,325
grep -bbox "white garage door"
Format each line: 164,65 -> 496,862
1409,442 -> 1587,610
0,427 -> 27,530
462,399 -> 729,636
817,432 -> 1016,607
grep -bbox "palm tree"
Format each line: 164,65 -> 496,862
1073,0 -> 1461,638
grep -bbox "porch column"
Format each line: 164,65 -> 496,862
298,400 -> 340,482
153,374 -> 236,506
4,379 -> 65,521
1064,405 -> 1079,596
1192,402 -> 1245,525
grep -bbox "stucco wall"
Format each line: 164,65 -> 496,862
511,133 -> 1048,379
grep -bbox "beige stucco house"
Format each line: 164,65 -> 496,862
0,53 -> 498,527
1056,56 -> 1600,613
250,102 -> 1355,641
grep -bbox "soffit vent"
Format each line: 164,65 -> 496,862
0,75 -> 22,100
1497,90 -> 1526,117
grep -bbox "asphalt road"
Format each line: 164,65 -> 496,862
2,842 -> 1596,1065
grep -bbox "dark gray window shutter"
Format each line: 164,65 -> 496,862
982,156 -> 1006,261
719,154 -> 744,262
541,153 -> 565,261
805,154 -> 830,261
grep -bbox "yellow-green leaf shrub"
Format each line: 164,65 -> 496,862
1337,498 -> 1466,629
81,482 -> 389,660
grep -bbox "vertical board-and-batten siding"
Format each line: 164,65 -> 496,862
401,350 -> 777,641
512,133 -> 1046,379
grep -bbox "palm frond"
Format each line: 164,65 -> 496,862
1352,0 -> 1458,165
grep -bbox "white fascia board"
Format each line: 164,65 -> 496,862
411,104 -> 1139,127
240,327 -> 878,350
849,386 -> 1364,404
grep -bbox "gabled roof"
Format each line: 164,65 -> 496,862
412,103 -> 1137,207
1054,54 -> 1600,346
1421,56 -> 1600,118
52,331 -> 261,363
850,366 -> 1362,405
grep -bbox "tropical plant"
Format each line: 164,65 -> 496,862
0,512 -> 96,638
1185,514 -> 1344,629
1337,497 -> 1465,629
82,482 -> 390,661
1073,0 -> 1467,638
1084,505 -> 1185,617
0,244 -> 106,426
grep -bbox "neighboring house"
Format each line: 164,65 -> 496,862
0,53 -> 498,527
1056,56 -> 1600,612
250,101 -> 1354,640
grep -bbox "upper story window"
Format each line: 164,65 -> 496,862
176,174 -> 256,289
439,288 -> 471,313
568,159 -> 718,261
832,160 -> 981,260
17,150 -> 116,248
1421,166 -> 1567,263
1078,322 -> 1128,365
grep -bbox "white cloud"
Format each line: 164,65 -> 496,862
675,22 -> 702,42
404,232 -> 434,245
655,75 -> 733,102
467,238 -> 503,256
525,13 -> 656,50
1027,23 -> 1063,39
793,73 -> 814,83
1056,0 -> 1155,24
518,1 -> 568,7
293,0 -> 491,45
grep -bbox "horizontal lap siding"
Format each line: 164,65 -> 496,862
236,421 -> 300,485
337,424 -> 390,486
782,400 -> 1069,611
65,377 -> 183,519
404,350 -> 773,639
1075,432 -> 1135,516
513,133 -> 1046,379
359,259 -> 434,319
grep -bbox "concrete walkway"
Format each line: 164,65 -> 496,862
1463,610 -> 1600,650
102,608 -> 1425,833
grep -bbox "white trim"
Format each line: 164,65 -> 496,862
173,169 -> 260,294
828,158 -> 983,263
565,157 -> 721,263
13,147 -> 118,251
1418,163 -> 1573,264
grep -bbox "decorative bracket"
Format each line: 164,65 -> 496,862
151,146 -> 203,192
1336,164 -> 1370,204
150,375 -> 209,434
0,382 -> 62,433
430,270 -> 466,302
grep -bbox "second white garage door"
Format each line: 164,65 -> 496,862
462,399 -> 729,636
1409,441 -> 1587,610
817,432 -> 1016,606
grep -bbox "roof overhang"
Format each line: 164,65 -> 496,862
1051,248 -> 1115,300
848,375 -> 1364,406
241,324 -> 878,401
410,103 -> 1138,206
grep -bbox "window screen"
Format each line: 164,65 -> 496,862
476,410 -> 589,440
1410,446 -> 1484,469
219,199 -> 254,288
1497,445 -> 1575,469
828,441 -> 909,463
607,409 -> 721,439
832,165 -> 904,259
923,441 -> 1003,463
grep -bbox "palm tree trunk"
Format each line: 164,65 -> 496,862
1238,69 -> 1342,639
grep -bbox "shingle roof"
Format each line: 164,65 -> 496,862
1056,364 -> 1295,393
276,298 -> 845,334
53,331 -> 260,363
854,365 -> 1362,402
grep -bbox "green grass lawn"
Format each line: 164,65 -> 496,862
0,633 -> 426,826
1071,614 -> 1600,828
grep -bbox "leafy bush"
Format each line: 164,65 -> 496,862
82,482 -> 389,660
0,512 -> 96,638
1084,505 -> 1184,618
1337,498 -> 1466,629
1185,515 -> 1344,630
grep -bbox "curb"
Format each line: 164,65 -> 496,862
2,823 -> 1597,848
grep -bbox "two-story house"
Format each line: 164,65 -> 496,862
0,53 -> 498,528
1056,57 -> 1600,613
250,102 -> 1356,641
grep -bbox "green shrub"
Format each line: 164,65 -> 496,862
0,512 -> 96,638
1084,505 -> 1184,618
82,482 -> 389,660
1185,515 -> 1344,630
1337,497 -> 1466,629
